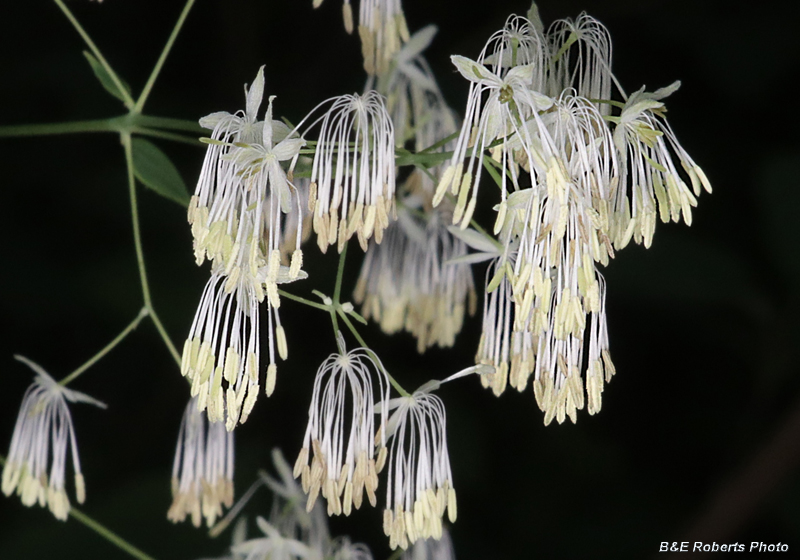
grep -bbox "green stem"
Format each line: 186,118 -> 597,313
68,508 -> 159,560
134,115 -> 203,133
0,115 -> 202,139
278,290 -> 330,312
482,156 -> 504,190
133,0 -> 197,113
333,241 -> 348,305
59,308 -> 149,386
122,133 -> 152,309
386,549 -> 403,560
52,0 -> 135,110
419,129 -> 460,154
338,311 -> 409,397
148,308 -> 181,367
130,127 -> 203,147
122,132 -> 178,365
0,117 -> 124,138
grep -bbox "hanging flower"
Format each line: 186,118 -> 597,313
2,356 -> 105,521
381,384 -> 456,550
304,90 -> 396,253
354,188 -> 477,353
168,397 -> 234,528
294,343 -> 390,517
232,517 -> 313,560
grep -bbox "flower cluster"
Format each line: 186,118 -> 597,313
304,90 -> 396,254
168,397 -> 235,528
434,12 -> 710,424
2,356 -> 105,521
293,344 -> 390,517
355,26 -> 477,354
183,67 -> 307,430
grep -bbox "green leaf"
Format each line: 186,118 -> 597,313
131,138 -> 190,206
82,51 -> 131,103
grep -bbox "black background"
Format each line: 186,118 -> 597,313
1,0 -> 800,558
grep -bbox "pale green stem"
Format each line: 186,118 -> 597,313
0,455 -> 157,560
52,0 -> 135,110
333,241 -> 348,305
0,115 -> 201,142
68,508 -> 159,560
338,311 -> 409,397
131,127 -> 203,147
133,0 -> 197,114
386,549 -> 403,560
122,133 -> 151,308
149,309 -> 181,367
0,118 -> 121,137
122,132 -> 180,366
278,290 -> 330,312
59,308 -> 149,386
131,115 -> 203,133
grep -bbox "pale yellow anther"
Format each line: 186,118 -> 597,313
342,2 -> 353,33
265,363 -> 277,396
447,487 -> 457,522
240,385 -> 259,423
494,201 -> 508,234
289,249 -> 303,280
363,205 -> 377,239
74,473 -> 86,504
223,347 -> 239,383
276,326 -> 288,360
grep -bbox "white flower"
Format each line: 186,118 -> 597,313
261,449 -> 330,553
610,82 -> 712,249
303,90 -> 396,253
381,385 -> 455,550
294,344 -> 390,517
1,356 -> 105,521
357,0 -> 410,75
433,52 -> 554,230
474,258 -> 534,396
168,397 -> 234,529
329,537 -> 374,560
354,192 -> 476,353
189,66 -> 297,269
232,517 -> 313,560
181,262 -> 305,430
546,13 -> 615,103
401,528 -> 456,560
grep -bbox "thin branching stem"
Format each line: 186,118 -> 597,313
133,0 -> 197,113
52,0 -> 135,110
59,308 -> 149,387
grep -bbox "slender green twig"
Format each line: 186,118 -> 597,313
333,241 -> 348,305
130,127 -> 203,147
133,0 -> 197,113
149,309 -> 181,367
59,308 -> 149,387
122,132 -> 181,366
338,311 -> 409,397
52,0 -> 135,110
386,549 -> 404,560
0,118 -> 122,138
0,115 -> 203,140
418,129 -> 460,154
278,290 -> 330,312
122,133 -> 151,307
68,508 -> 158,560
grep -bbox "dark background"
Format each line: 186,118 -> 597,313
2,0 -> 800,558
